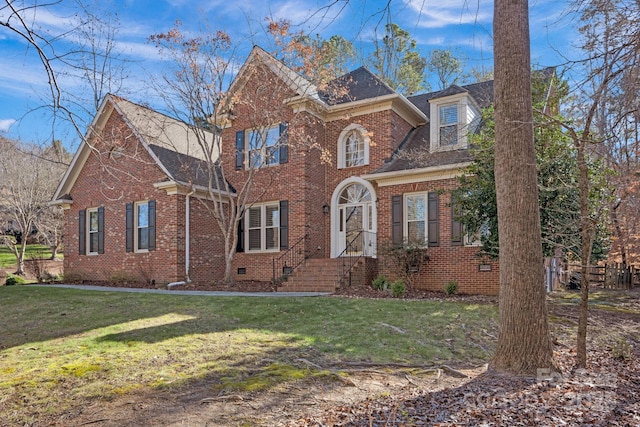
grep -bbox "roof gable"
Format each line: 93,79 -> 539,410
51,95 -> 222,204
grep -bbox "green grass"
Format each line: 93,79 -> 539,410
0,286 -> 498,424
0,244 -> 59,268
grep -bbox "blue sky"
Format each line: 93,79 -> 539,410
0,0 -> 580,149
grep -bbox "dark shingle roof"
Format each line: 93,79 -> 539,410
148,144 -> 231,192
373,124 -> 474,174
407,80 -> 494,117
319,67 -> 395,105
372,80 -> 493,174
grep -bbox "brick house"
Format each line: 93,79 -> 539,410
52,46 -> 499,295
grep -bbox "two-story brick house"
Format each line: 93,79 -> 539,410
52,46 -> 499,295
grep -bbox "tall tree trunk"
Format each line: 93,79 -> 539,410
576,138 -> 593,368
610,200 -> 626,265
490,0 -> 556,375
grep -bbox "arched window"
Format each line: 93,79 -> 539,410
339,183 -> 371,204
338,125 -> 370,168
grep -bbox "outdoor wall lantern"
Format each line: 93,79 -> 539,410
322,204 -> 330,214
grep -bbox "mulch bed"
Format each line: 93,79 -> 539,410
58,279 -> 498,302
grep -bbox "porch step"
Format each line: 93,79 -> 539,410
277,258 -> 363,293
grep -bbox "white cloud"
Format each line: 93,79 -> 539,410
404,0 -> 492,28
0,119 -> 16,132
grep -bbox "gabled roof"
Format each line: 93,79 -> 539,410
51,95 -> 227,204
407,80 -> 494,119
365,80 -> 494,178
148,144 -> 228,190
318,67 -> 395,105
112,96 -> 212,161
227,46 -> 320,102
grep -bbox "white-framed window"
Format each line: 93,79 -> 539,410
246,202 -> 280,252
405,193 -> 428,245
429,95 -> 480,152
338,124 -> 370,169
87,207 -> 100,255
135,201 -> 150,252
439,104 -> 459,146
248,125 -> 281,168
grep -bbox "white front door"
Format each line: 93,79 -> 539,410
339,204 -> 365,255
334,181 -> 376,257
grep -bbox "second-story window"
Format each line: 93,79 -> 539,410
338,124 -> 370,169
439,104 -> 459,146
345,130 -> 365,167
236,123 -> 288,170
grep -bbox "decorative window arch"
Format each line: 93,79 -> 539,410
337,124 -> 370,169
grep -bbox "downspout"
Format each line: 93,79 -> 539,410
185,188 -> 195,282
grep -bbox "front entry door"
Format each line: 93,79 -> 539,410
340,204 -> 364,255
334,181 -> 376,258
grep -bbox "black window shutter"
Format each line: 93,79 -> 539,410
451,196 -> 463,246
126,203 -> 133,252
279,122 -> 289,164
391,195 -> 403,245
97,207 -> 105,254
236,209 -> 244,253
148,200 -> 156,251
78,210 -> 86,255
279,200 -> 289,250
235,131 -> 245,170
428,192 -> 439,247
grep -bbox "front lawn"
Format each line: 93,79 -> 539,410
0,244 -> 60,268
0,286 -> 498,425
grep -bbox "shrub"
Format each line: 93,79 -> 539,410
390,280 -> 406,298
372,274 -> 389,291
26,252 -> 49,282
5,274 -> 27,286
611,338 -> 633,361
445,280 -> 459,295
378,240 -> 429,287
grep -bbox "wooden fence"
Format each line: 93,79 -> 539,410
565,262 -> 640,290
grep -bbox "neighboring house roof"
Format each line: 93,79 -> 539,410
51,94 -> 228,205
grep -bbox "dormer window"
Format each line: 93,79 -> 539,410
430,94 -> 480,152
338,124 -> 370,169
439,104 -> 459,146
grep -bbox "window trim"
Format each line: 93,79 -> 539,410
245,202 -> 280,253
134,200 -> 150,253
86,207 -> 100,256
245,124 -> 286,169
439,103 -> 459,147
338,124 -> 370,169
403,193 -> 428,247
429,94 -> 479,152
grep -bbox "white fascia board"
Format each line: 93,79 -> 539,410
362,162 -> 472,187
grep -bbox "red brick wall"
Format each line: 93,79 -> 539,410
375,178 -> 499,295
188,197 -> 226,284
63,110 -> 185,285
218,63 -> 331,281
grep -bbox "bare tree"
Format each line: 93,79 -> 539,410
555,0 -> 640,368
149,23 -> 335,284
490,0 -> 556,375
0,138 -> 66,274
